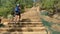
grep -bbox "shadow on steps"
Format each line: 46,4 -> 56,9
20,19 -> 31,22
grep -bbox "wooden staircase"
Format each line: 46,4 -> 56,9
0,22 -> 47,34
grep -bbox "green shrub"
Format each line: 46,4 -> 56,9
40,0 -> 60,16
0,0 -> 34,18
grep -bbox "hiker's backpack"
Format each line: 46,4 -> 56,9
15,6 -> 20,12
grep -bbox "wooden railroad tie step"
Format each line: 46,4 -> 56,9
0,27 -> 46,32
7,22 -> 43,27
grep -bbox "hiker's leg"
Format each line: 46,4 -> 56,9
16,15 -> 18,22
19,14 -> 21,21
15,15 -> 19,23
16,12 -> 21,22
13,16 -> 16,22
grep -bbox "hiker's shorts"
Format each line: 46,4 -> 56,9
15,11 -> 21,16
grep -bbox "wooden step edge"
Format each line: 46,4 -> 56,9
2,24 -> 44,28
9,22 -> 42,23
0,29 -> 46,32
0,31 -> 47,34
0,27 -> 46,30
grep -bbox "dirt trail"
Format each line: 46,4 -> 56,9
21,6 -> 40,22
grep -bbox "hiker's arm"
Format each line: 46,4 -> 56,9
19,7 -> 21,10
